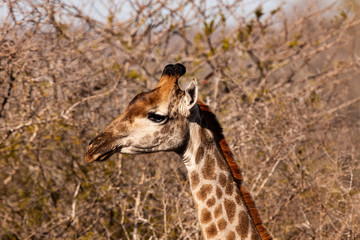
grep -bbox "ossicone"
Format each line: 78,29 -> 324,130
162,63 -> 186,77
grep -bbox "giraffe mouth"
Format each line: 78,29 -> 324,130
96,150 -> 116,162
85,148 -> 117,163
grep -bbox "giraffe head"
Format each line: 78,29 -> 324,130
85,63 -> 198,163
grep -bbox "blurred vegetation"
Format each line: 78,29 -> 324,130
0,0 -> 359,239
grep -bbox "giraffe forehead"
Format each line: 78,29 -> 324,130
128,88 -> 162,107
124,89 -> 166,116
129,82 -> 185,113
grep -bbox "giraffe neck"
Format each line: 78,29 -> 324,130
180,101 -> 271,240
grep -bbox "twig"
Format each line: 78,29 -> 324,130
61,78 -> 121,119
254,158 -> 281,197
71,182 -> 81,220
313,96 -> 360,119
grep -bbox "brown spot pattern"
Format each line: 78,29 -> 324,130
216,187 -> 222,199
214,204 -> 223,218
251,225 -> 261,240
196,184 -> 213,201
176,118 -> 184,128
225,177 -> 234,196
160,124 -> 171,134
219,173 -> 227,187
152,137 -> 160,144
206,197 -> 216,207
215,149 -> 228,171
190,171 -> 200,189
236,211 -> 249,238
200,209 -> 212,224
216,186 -> 223,199
202,155 -> 216,180
235,188 -> 242,204
217,218 -> 227,231
205,223 -> 218,238
224,199 -> 236,223
195,147 -> 204,164
226,231 -> 236,240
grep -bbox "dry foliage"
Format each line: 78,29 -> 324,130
0,0 -> 359,239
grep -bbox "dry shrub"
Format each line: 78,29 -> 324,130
0,0 -> 359,239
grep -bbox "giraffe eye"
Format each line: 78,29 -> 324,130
147,112 -> 167,123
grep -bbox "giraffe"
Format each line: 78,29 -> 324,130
85,63 -> 272,240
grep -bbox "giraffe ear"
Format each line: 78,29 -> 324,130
179,79 -> 198,117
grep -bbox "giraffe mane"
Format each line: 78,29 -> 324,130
197,100 -> 272,240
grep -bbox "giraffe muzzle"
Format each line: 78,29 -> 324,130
85,132 -> 120,163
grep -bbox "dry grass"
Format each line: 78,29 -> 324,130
0,0 -> 359,239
